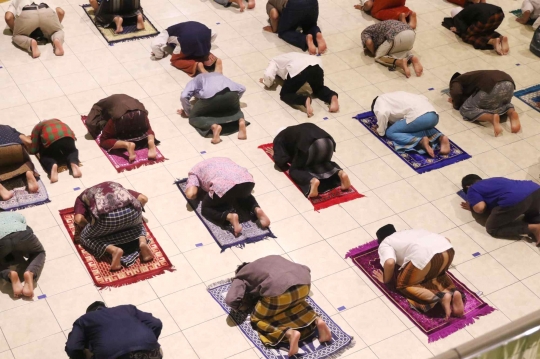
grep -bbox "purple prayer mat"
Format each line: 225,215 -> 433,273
346,240 -> 495,343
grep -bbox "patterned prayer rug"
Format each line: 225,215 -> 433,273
208,280 -> 355,359
514,84 -> 540,112
82,5 -> 159,45
0,178 -> 50,211
353,112 -> 471,174
59,207 -> 174,288
175,178 -> 276,251
81,116 -> 166,173
257,143 -> 364,211
510,9 -> 535,25
346,240 -> 495,343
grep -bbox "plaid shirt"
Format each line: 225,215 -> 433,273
28,119 -> 76,154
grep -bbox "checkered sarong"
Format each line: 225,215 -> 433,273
251,284 -> 317,346
462,11 -> 504,50
80,206 -> 146,267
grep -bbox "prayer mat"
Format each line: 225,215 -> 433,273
257,143 -> 364,211
175,178 -> 276,251
457,190 -> 467,201
510,9 -> 536,25
81,116 -> 166,173
353,112 -> 471,174
208,280 -> 355,359
0,178 -> 50,211
514,84 -> 540,112
59,207 -> 174,288
81,5 -> 159,45
346,240 -> 495,343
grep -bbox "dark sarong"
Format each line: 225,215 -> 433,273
462,11 -> 504,50
0,145 -> 35,182
95,0 -> 143,27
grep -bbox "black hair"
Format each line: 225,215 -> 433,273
235,262 -> 250,275
461,174 -> 482,194
86,301 -> 106,313
376,224 -> 396,245
451,72 -> 461,82
371,96 -> 379,113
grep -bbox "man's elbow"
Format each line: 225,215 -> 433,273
473,204 -> 486,214
5,11 -> 14,23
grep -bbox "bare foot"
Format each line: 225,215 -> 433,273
215,58 -> 223,74
114,16 -> 123,34
306,34 -> 317,55
408,11 -> 417,29
509,109 -> 521,133
50,164 -> 59,183
439,135 -> 450,155
493,113 -> 503,137
305,97 -> 314,118
263,25 -> 273,32
441,292 -> 452,320
255,207 -> 271,228
147,142 -> 157,160
53,38 -> 64,56
286,329 -> 301,357
71,163 -> 82,178
451,291 -> 464,317
235,0 -> 245,11
399,13 -> 406,24
308,178 -> 320,198
22,271 -> 34,298
127,142 -> 136,162
529,224 -> 540,246
501,36 -> 509,55
316,318 -> 332,342
211,124 -> 222,144
238,118 -> 247,140
9,271 -> 23,298
197,62 -> 208,74
329,95 -> 339,113
338,170 -> 351,191
30,39 -> 40,58
139,241 -> 154,262
398,58 -> 411,78
316,32 -> 327,54
26,172 -> 39,193
493,37 -> 503,55
227,213 -> 243,236
420,136 -> 435,158
136,14 -> 145,30
411,56 -> 423,77
516,10 -> 531,24
247,0 -> 255,9
0,186 -> 14,201
110,247 -> 124,271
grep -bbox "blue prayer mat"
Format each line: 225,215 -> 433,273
514,84 -> 540,112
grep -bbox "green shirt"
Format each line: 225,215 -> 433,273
0,212 -> 27,240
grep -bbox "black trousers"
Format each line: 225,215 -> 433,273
278,0 -> 320,51
0,228 -> 46,282
201,182 -> 259,225
39,137 -> 80,175
280,65 -> 338,107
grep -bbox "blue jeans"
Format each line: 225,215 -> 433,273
277,0 -> 320,51
385,112 -> 441,153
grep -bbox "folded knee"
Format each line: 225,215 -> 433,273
56,7 -> 65,17
5,11 -> 14,22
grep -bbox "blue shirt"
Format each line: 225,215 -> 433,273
181,72 -> 246,116
0,212 -> 27,240
467,177 -> 540,209
65,305 -> 162,359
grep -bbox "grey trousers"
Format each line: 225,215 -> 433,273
12,8 -> 64,52
484,189 -> 540,238
0,228 -> 46,282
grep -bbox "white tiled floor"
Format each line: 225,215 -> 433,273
1,0 -> 540,358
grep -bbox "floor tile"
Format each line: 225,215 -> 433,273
288,241 -> 349,281
456,254 -> 518,295
47,284 -> 103,330
10,332 -> 67,359
370,330 -> 432,359
302,205 -> 360,239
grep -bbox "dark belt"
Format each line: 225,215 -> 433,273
22,3 -> 49,11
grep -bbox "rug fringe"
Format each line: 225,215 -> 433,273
207,278 -> 233,290
313,192 -> 364,211
427,305 -> 496,343
97,266 -> 176,290
2,198 -> 50,212
345,240 -> 378,259
323,337 -> 356,359
115,156 -> 167,172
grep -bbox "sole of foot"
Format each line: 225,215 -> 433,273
329,95 -> 339,112
236,0 -> 245,11
247,0 -> 255,9
0,188 -> 14,201
306,97 -> 314,118
287,330 -> 301,357
411,56 -> 423,77
211,124 -> 222,144
30,39 -> 40,58
493,114 -> 503,137
136,15 -> 145,30
228,213 -> 243,236
22,271 -> 34,298
439,135 -> 450,155
147,145 -> 157,160
110,248 -> 124,271
398,58 -> 411,78
509,111 -> 521,133
238,119 -> 247,140
9,271 -> 23,298
494,37 -> 503,55
139,242 -> 154,262
338,170 -> 351,191
316,318 -> 332,342
316,32 -> 327,54
306,34 -> 317,55
308,178 -> 320,198
452,291 -> 464,317
501,36 -> 509,55
26,172 -> 39,193
71,164 -> 82,178
255,207 -> 271,228
53,38 -> 64,56
420,137 -> 435,158
50,164 -> 59,184
441,292 -> 452,320
114,17 -> 124,33
408,11 -> 417,29
127,142 -> 136,162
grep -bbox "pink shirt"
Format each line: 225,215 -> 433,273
186,157 -> 254,198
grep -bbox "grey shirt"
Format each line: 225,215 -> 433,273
225,255 -> 311,309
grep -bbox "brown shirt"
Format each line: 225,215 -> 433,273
225,255 -> 311,309
86,94 -> 147,138
266,0 -> 288,15
450,70 -> 515,110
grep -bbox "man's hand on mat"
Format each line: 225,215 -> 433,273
177,109 -> 188,118
447,97 -> 453,104
373,269 -> 384,283
265,148 -> 274,157
460,201 -> 471,211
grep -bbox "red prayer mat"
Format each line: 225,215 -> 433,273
59,207 -> 174,288
258,143 -> 364,211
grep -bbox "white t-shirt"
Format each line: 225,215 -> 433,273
378,229 -> 452,271
373,91 -> 437,136
262,52 -> 322,88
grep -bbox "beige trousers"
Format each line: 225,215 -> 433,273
374,29 -> 415,68
12,8 -> 64,52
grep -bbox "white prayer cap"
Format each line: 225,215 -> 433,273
275,127 -> 286,136
451,7 -> 463,17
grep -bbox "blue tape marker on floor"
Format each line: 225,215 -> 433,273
323,117 -> 329,120
196,243 -> 203,247
337,306 -> 346,311
38,294 -> 46,299
216,22 -> 220,24
317,54 -> 321,56
472,252 -> 481,257
516,63 -> 521,66
428,88 -> 434,91
73,187 -> 80,191
200,151 -> 206,154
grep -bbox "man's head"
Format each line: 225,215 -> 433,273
360,0 -> 373,13
86,301 -> 107,313
376,224 -> 396,245
371,96 -> 379,113
461,174 -> 482,194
